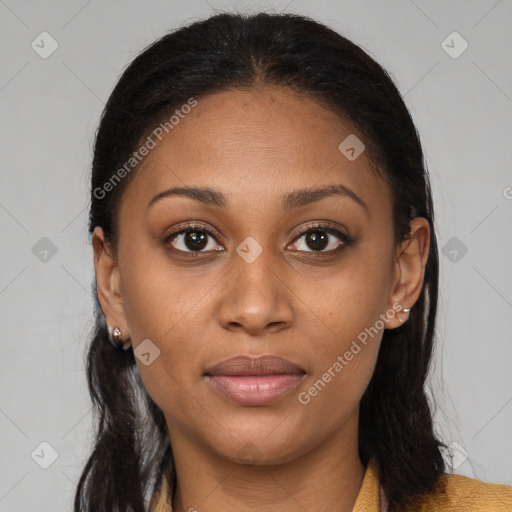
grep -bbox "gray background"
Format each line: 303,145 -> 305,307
1,0 -> 511,510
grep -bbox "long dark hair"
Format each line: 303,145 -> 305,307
77,11 -> 445,511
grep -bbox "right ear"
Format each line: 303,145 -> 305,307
92,226 -> 130,338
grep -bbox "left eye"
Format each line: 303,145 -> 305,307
289,228 -> 346,252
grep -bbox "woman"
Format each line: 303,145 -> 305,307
76,11 -> 512,512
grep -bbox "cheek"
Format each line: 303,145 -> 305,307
293,340 -> 380,450
296,246 -> 393,351
119,243 -> 214,345
118,247 -> 218,407
296,277 -> 385,430
292,242 -> 392,410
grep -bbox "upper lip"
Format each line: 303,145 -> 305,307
205,355 -> 305,376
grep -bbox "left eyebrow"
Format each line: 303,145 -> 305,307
282,184 -> 369,216
146,183 -> 369,216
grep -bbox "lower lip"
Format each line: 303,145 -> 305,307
206,374 -> 305,406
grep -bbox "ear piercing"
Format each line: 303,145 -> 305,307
398,307 -> 411,323
108,325 -> 132,351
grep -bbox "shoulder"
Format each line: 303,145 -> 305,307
411,472 -> 512,511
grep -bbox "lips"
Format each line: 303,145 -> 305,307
205,354 -> 305,376
204,355 -> 306,406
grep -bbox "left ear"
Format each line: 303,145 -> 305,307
384,217 -> 431,329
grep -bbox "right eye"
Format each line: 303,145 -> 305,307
165,224 -> 224,253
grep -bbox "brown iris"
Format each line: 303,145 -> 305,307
184,230 -> 208,251
305,231 -> 328,251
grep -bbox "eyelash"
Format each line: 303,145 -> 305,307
164,221 -> 355,257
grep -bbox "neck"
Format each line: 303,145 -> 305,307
167,412 -> 365,512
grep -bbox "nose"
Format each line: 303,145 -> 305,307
217,247 -> 294,337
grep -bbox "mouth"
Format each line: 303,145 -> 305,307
204,354 -> 306,406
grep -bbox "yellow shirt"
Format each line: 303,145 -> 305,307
150,458 -> 512,511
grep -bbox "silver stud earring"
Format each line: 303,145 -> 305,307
108,326 -> 132,351
398,307 -> 411,323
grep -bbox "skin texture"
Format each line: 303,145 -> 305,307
93,86 -> 430,512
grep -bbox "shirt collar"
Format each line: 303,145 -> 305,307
353,458 -> 388,511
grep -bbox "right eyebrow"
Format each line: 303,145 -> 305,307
147,186 -> 227,210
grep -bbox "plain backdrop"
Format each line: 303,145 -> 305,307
1,0 -> 511,510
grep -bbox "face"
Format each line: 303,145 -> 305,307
94,86 -> 428,466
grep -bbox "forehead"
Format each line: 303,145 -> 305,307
121,87 -> 390,215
